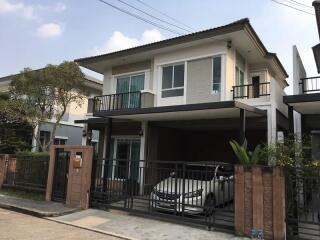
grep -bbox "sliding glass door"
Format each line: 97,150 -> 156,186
116,74 -> 144,108
112,138 -> 141,181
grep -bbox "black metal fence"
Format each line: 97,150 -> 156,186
232,82 -> 270,99
286,167 -> 320,240
300,77 -> 320,94
4,157 -> 49,192
93,91 -> 142,113
90,159 -> 235,231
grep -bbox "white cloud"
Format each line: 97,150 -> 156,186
0,0 -> 35,19
91,29 -> 165,55
0,1 -> 66,19
36,23 -> 63,38
54,3 -> 66,12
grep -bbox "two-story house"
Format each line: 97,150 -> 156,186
75,20 -> 289,228
284,1 -> 320,162
76,18 -> 288,168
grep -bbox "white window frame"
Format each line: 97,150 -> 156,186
110,136 -> 141,181
160,63 -> 185,98
111,70 -> 149,94
116,73 -> 145,93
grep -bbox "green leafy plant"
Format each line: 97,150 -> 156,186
229,139 -> 262,165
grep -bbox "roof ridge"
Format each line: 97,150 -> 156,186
75,18 -> 250,62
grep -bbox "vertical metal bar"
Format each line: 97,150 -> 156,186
239,109 -> 246,144
181,162 -> 186,217
288,106 -> 294,134
103,118 -> 113,193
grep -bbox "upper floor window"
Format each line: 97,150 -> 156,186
161,64 -> 184,98
212,56 -> 222,93
116,74 -> 145,93
235,66 -> 245,97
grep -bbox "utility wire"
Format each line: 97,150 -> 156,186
270,0 -> 315,15
286,0 -> 313,9
96,0 -> 183,35
133,0 -> 196,31
115,0 -> 192,33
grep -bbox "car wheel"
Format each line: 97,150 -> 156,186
204,195 -> 216,216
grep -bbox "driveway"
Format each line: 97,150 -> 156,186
51,209 -> 247,240
0,208 -> 121,240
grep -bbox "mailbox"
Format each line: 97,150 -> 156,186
72,152 -> 83,168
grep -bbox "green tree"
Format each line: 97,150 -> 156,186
10,61 -> 87,151
0,92 -> 33,153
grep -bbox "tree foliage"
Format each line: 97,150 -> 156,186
0,92 -> 33,153
9,61 -> 87,151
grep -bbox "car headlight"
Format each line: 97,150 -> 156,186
184,189 -> 203,198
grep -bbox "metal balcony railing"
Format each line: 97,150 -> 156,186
300,76 -> 320,94
93,91 -> 142,113
232,82 -> 270,99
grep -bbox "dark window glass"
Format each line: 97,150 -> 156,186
161,88 -> 184,98
162,66 -> 173,89
173,64 -> 184,87
213,56 -> 221,93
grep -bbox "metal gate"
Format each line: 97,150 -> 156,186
52,148 -> 70,202
90,159 -> 234,231
286,167 -> 320,240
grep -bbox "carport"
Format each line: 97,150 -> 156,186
80,101 -> 267,232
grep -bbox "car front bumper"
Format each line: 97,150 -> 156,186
150,193 -> 204,214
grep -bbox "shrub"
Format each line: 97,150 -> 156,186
15,151 -> 50,189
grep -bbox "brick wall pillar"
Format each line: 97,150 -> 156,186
234,165 -> 286,240
46,145 -> 93,209
0,155 -> 6,189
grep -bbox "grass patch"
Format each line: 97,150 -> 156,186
0,188 -> 45,201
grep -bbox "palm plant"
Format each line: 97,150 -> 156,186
229,139 -> 261,165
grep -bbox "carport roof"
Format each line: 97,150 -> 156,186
84,101 -> 266,122
283,93 -> 320,114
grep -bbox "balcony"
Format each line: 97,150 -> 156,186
93,91 -> 154,113
232,82 -> 270,100
300,76 -> 320,94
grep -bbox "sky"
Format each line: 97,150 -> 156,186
0,0 -> 318,94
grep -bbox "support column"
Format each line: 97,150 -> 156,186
239,109 -> 246,144
288,106 -> 294,134
139,121 -> 148,195
103,118 -> 112,192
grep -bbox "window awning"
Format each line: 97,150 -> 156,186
284,93 -> 320,114
89,101 -> 266,122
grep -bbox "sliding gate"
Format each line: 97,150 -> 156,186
286,167 -> 320,239
90,159 -> 234,231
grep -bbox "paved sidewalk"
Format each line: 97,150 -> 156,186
0,208 -> 120,240
50,209 -> 248,240
0,193 -> 78,217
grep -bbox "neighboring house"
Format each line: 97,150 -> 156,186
284,1 -> 320,161
0,73 -> 103,151
75,18 -> 289,167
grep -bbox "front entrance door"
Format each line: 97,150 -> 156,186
52,148 -> 70,202
252,76 -> 260,98
113,139 -> 140,181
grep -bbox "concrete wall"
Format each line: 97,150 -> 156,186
292,46 -> 306,95
39,123 -> 83,145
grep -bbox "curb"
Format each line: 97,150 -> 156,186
0,203 -> 79,218
46,217 -> 139,240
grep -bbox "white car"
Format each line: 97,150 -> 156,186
150,163 -> 234,215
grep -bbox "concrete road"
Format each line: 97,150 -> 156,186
0,208 -> 121,240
